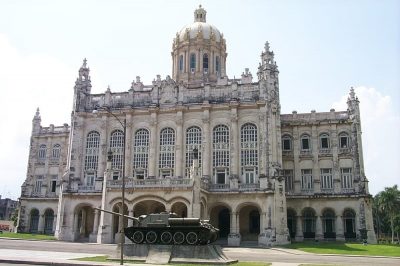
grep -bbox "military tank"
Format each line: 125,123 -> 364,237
96,209 -> 219,245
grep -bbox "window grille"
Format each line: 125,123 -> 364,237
341,168 -> 353,188
52,144 -> 61,159
159,128 -> 175,176
38,145 -> 46,160
320,133 -> 330,149
320,168 -> 333,189
283,169 -> 294,192
185,126 -> 202,178
133,129 -> 149,179
84,131 -> 100,180
110,130 -> 124,171
213,125 -> 230,181
301,169 -> 313,190
301,135 -> 311,150
282,135 -> 292,151
240,123 -> 258,183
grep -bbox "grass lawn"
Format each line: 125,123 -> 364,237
0,232 -> 56,240
284,242 -> 400,257
74,256 -> 271,265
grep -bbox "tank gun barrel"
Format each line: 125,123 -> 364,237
94,207 -> 139,221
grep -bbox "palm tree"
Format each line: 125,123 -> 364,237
378,185 -> 400,243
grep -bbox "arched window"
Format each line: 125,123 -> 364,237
44,209 -> 54,234
179,55 -> 184,72
203,53 -> 209,72
185,126 -> 202,178
300,134 -> 311,151
38,144 -> 46,160
84,131 -> 100,185
29,209 -> 39,233
320,133 -> 330,149
133,129 -> 149,179
282,135 -> 292,151
213,125 -> 230,184
240,123 -> 258,184
159,128 -> 175,178
52,144 -> 61,159
343,209 -> 356,239
339,132 -> 349,148
190,53 -> 196,72
302,208 -> 316,239
215,56 -> 220,75
322,209 -> 336,239
110,130 -> 124,179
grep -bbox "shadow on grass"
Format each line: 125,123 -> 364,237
285,242 -> 365,252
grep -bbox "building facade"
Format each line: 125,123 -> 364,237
0,196 -> 18,221
18,6 -> 376,245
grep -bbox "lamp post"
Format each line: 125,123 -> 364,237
94,106 -> 126,265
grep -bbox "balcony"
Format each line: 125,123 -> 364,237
209,183 -> 230,192
107,178 -> 193,189
341,188 -> 355,194
320,188 -> 334,194
238,183 -> 260,191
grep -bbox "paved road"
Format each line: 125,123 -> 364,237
0,238 -> 399,266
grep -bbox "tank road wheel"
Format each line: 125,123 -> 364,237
173,231 -> 185,245
186,232 -> 198,245
160,231 -> 173,244
146,231 -> 157,244
132,231 -> 144,244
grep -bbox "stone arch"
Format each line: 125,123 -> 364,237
132,200 -> 166,216
73,204 -> 95,241
287,208 -> 297,239
236,203 -> 261,241
302,207 -> 316,239
43,208 -> 55,235
322,208 -> 336,239
171,202 -> 187,218
29,208 -> 39,233
343,208 -> 356,240
209,204 -> 231,239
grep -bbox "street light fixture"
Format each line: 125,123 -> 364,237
94,106 -> 126,265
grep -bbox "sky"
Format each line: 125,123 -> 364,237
0,0 -> 399,200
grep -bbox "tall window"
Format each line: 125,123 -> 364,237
301,169 -> 313,191
133,129 -> 149,179
215,56 -> 220,75
179,55 -> 184,72
38,144 -> 46,161
185,126 -> 202,178
84,131 -> 100,185
300,134 -> 311,151
283,169 -> 294,192
52,144 -> 61,159
341,168 -> 353,189
203,53 -> 209,72
320,168 -> 333,190
50,175 -> 57,193
320,133 -> 330,149
110,130 -> 124,173
34,175 -> 43,194
339,133 -> 349,148
159,128 -> 175,178
213,125 -> 230,184
282,135 -> 292,151
241,123 -> 258,184
190,53 -> 196,72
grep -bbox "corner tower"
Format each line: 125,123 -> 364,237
172,5 -> 227,87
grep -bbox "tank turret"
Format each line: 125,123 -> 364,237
96,208 -> 218,245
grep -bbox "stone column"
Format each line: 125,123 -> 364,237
336,215 -> 345,241
228,211 -> 240,246
97,116 -> 108,179
73,212 -> 79,240
316,215 -> 323,240
148,112 -> 158,178
295,215 -> 303,241
128,210 -> 134,227
38,213 -> 45,234
80,209 -> 86,235
125,114 -> 133,178
93,209 -> 99,234
202,112 -> 211,179
175,112 -> 183,178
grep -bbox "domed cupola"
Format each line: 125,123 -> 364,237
172,5 -> 227,87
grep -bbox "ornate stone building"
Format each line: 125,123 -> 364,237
18,6 -> 376,245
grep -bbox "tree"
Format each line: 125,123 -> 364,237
378,185 -> 400,243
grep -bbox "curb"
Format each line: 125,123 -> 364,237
269,248 -> 400,259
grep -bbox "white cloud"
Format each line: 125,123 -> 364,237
0,33 -> 76,199
332,87 -> 400,196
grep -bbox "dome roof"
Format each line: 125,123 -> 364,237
178,22 -> 222,42
177,5 -> 223,43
